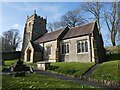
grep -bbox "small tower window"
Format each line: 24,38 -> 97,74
29,22 -> 31,26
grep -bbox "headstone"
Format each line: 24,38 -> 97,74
2,59 -> 34,77
11,59 -> 31,72
37,61 -> 50,71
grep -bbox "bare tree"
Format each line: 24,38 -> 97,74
81,2 -> 102,31
47,9 -> 87,31
47,22 -> 62,32
117,2 -> 120,46
104,2 -> 119,46
60,9 -> 87,28
2,29 -> 22,52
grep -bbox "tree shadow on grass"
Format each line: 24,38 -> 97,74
48,65 -> 59,70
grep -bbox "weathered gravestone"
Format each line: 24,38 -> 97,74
11,59 -> 30,72
11,59 -> 34,77
2,59 -> 34,77
37,61 -> 50,71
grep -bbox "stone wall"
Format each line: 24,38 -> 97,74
92,23 -> 106,63
40,40 -> 58,62
2,51 -> 21,60
60,35 -> 91,62
34,52 -> 42,62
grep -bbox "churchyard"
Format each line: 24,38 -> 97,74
2,46 -> 120,89
2,60 -> 99,89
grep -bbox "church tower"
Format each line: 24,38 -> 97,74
21,11 -> 47,60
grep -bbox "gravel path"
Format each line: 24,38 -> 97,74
82,64 -> 99,77
34,69 -> 118,89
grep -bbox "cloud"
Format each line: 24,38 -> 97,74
21,3 -> 64,21
11,24 -> 21,29
39,5 -> 60,12
21,3 -> 39,11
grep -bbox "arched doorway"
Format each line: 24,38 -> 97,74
27,49 -> 31,62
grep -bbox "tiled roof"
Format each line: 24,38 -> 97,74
35,21 -> 95,43
34,29 -> 64,43
62,21 -> 95,39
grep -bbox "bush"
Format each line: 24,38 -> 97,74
105,46 -> 120,61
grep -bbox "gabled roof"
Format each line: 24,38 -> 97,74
34,28 -> 64,43
62,21 -> 95,39
34,21 -> 96,43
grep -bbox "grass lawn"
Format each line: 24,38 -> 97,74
2,60 -> 99,89
2,73 -> 98,89
2,59 -> 17,68
48,62 -> 94,77
90,60 -> 120,83
25,62 -> 37,69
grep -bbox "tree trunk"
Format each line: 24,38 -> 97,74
112,42 -> 116,46
111,33 -> 116,46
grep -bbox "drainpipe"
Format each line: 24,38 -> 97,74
42,42 -> 44,61
89,34 -> 92,62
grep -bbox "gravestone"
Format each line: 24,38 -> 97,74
37,61 -> 50,71
2,59 -> 34,77
11,59 -> 30,72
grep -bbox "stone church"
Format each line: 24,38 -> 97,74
21,12 -> 106,63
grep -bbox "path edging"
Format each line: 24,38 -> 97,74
81,76 -> 120,88
47,70 -> 120,88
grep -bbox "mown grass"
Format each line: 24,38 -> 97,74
90,60 -> 120,83
48,62 -> 94,77
3,59 -> 17,67
2,73 -> 100,89
25,62 -> 37,69
2,60 -> 99,89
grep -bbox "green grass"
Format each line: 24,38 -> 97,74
90,60 -> 120,83
48,62 -> 94,77
2,60 -> 99,89
2,59 -> 17,68
2,73 -> 99,89
25,62 -> 37,69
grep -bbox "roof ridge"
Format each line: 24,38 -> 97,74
70,21 -> 95,29
47,28 -> 63,34
47,26 -> 68,34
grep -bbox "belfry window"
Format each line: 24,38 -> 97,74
29,22 -> 31,26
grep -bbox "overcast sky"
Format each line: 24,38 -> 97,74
0,1 -> 119,50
